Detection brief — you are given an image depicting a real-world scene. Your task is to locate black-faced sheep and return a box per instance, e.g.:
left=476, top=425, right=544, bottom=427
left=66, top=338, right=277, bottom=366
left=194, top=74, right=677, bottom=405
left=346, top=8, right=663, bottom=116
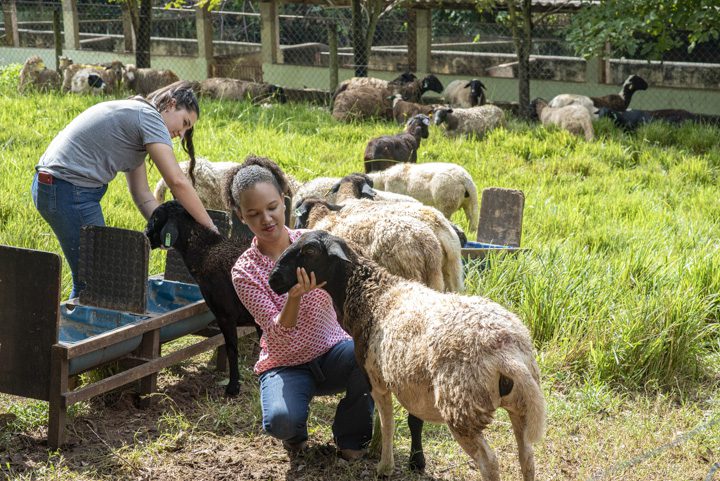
left=269, top=231, right=545, bottom=479
left=144, top=201, right=258, bottom=396
left=433, top=105, right=506, bottom=139
left=442, top=79, right=487, bottom=108
left=368, top=162, right=480, bottom=234
left=123, top=64, right=181, bottom=96
left=364, top=114, right=430, bottom=173
left=548, top=74, right=648, bottom=114
left=199, top=77, right=286, bottom=104
left=598, top=107, right=720, bottom=132
left=328, top=173, right=421, bottom=205
left=530, top=98, right=595, bottom=141
left=18, top=56, right=61, bottom=93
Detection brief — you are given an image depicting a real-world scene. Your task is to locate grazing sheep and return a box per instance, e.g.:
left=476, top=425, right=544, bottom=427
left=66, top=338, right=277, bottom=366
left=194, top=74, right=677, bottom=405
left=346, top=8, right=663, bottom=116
left=368, top=162, right=480, bottom=234
left=364, top=114, right=431, bottom=173
left=18, top=56, right=61, bottom=93
left=269, top=231, right=545, bottom=479
left=199, top=77, right=286, bottom=104
left=548, top=74, right=648, bottom=113
left=442, top=79, right=487, bottom=108
left=328, top=173, right=421, bottom=205
left=145, top=201, right=258, bottom=396
left=530, top=98, right=595, bottom=141
left=433, top=105, right=506, bottom=139
left=123, top=64, right=180, bottom=96
left=598, top=107, right=720, bottom=131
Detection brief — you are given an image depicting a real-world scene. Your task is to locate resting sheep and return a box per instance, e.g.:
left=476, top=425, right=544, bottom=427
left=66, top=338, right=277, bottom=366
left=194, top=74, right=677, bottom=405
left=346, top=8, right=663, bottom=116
left=18, top=56, right=61, bottom=93
left=60, top=58, right=125, bottom=94
left=548, top=74, right=648, bottom=114
left=391, top=94, right=443, bottom=125
left=433, top=105, right=506, bottom=139
left=123, top=64, right=180, bottom=96
left=442, top=79, right=487, bottom=108
left=199, top=77, right=286, bottom=104
left=144, top=201, right=258, bottom=396
left=368, top=162, right=479, bottom=234
left=530, top=98, right=595, bottom=141
left=599, top=107, right=720, bottom=132
left=364, top=114, right=430, bottom=173
left=269, top=231, right=545, bottom=480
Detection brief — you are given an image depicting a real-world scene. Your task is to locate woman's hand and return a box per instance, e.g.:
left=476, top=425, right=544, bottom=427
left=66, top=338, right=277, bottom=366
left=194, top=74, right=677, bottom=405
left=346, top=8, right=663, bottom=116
left=287, top=267, right=326, bottom=299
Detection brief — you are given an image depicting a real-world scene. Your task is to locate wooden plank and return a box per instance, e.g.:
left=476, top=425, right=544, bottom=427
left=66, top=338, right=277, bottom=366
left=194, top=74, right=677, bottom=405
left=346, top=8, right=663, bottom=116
left=137, top=329, right=160, bottom=408
left=0, top=245, right=60, bottom=401
left=48, top=345, right=69, bottom=449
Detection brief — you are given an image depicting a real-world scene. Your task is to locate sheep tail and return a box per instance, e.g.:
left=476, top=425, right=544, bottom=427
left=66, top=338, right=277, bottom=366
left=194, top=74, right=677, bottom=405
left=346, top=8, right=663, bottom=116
left=153, top=177, right=169, bottom=203
left=463, top=177, right=480, bottom=235
left=501, top=359, right=546, bottom=444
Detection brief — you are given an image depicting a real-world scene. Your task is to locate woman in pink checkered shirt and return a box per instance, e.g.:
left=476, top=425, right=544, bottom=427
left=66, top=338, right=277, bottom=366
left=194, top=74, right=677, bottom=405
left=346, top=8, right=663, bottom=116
left=228, top=158, right=373, bottom=461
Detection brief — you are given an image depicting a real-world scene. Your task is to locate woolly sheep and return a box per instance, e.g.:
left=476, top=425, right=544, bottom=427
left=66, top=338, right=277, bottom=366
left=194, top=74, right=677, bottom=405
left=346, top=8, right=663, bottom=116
left=61, top=58, right=125, bottom=94
left=364, top=114, right=431, bottom=173
left=123, top=64, right=180, bottom=96
left=269, top=231, right=546, bottom=479
left=433, top=105, right=505, bottom=139
left=368, top=162, right=479, bottom=234
left=531, top=98, right=595, bottom=141
left=199, top=77, right=286, bottom=104
left=328, top=173, right=421, bottom=205
left=442, top=79, right=487, bottom=108
left=69, top=68, right=107, bottom=95
left=598, top=107, right=720, bottom=132
left=548, top=74, right=648, bottom=113
left=18, top=56, right=61, bottom=93
left=391, top=94, right=443, bottom=125
left=144, top=201, right=258, bottom=396
left=334, top=72, right=444, bottom=104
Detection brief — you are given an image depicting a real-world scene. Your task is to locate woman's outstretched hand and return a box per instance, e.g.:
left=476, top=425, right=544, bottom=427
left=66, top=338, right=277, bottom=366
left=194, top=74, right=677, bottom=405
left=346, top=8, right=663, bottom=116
left=287, top=267, right=326, bottom=298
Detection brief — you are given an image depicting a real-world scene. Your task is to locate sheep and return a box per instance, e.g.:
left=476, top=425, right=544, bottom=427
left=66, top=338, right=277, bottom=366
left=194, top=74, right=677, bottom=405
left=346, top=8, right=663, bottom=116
left=364, top=114, right=430, bottom=173
left=328, top=173, right=421, bottom=205
left=69, top=68, right=107, bottom=95
left=60, top=59, right=125, bottom=94
left=433, top=105, right=506, bottom=139
left=144, top=201, right=258, bottom=396
left=530, top=98, right=595, bottom=141
left=268, top=230, right=546, bottom=479
left=442, top=79, right=487, bottom=108
left=17, top=56, right=61, bottom=93
left=334, top=72, right=444, bottom=104
left=199, top=77, right=287, bottom=104
left=123, top=64, right=180, bottom=96
left=548, top=74, right=648, bottom=114
left=391, top=94, right=443, bottom=125
left=368, top=162, right=480, bottom=234
left=598, top=107, right=720, bottom=132
left=294, top=197, right=464, bottom=294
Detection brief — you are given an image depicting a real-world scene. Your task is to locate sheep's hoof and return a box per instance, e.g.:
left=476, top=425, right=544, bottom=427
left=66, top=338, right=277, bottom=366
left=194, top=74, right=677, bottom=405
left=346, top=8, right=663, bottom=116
left=224, top=384, right=240, bottom=397
left=376, top=461, right=394, bottom=477
left=408, top=451, right=426, bottom=472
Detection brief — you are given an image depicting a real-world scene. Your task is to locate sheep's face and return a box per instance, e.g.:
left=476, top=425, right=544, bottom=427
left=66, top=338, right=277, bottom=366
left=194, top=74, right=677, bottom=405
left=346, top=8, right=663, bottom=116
left=467, top=79, right=487, bottom=106
left=407, top=114, right=431, bottom=138
left=624, top=75, right=648, bottom=92
left=268, top=231, right=350, bottom=296
left=421, top=74, right=444, bottom=94
left=330, top=174, right=376, bottom=201
left=433, top=108, right=451, bottom=126
left=145, top=201, right=188, bottom=250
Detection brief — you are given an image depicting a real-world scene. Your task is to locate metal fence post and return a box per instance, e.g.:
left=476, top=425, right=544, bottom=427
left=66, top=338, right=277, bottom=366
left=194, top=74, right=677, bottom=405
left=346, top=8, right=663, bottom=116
left=328, top=21, right=338, bottom=92
left=196, top=4, right=214, bottom=78
left=53, top=7, right=62, bottom=72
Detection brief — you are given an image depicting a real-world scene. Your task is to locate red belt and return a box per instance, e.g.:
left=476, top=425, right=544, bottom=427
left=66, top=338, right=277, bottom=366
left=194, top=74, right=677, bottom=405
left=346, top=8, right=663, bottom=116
left=38, top=171, right=54, bottom=185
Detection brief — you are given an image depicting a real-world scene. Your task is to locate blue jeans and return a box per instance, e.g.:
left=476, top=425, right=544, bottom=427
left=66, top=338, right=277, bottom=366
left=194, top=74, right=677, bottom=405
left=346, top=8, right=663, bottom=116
left=258, top=339, right=374, bottom=450
left=31, top=172, right=108, bottom=299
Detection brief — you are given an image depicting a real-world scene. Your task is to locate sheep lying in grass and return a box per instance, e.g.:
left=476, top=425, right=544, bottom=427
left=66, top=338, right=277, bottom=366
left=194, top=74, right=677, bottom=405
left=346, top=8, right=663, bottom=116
left=60, top=58, right=125, bottom=94
left=199, top=77, right=286, bottom=104
left=433, top=105, right=505, bottom=139
left=391, top=94, right=443, bottom=125
left=364, top=114, right=431, bottom=173
left=598, top=107, right=720, bottom=132
left=334, top=72, right=444, bottom=103
left=18, top=56, right=61, bottom=93
left=69, top=69, right=107, bottom=95
left=442, top=79, right=487, bottom=108
left=145, top=201, right=258, bottom=396
left=123, top=64, right=180, bottom=96
left=531, top=98, right=595, bottom=141
left=548, top=74, right=648, bottom=115
left=269, top=231, right=545, bottom=479
left=368, top=162, right=480, bottom=234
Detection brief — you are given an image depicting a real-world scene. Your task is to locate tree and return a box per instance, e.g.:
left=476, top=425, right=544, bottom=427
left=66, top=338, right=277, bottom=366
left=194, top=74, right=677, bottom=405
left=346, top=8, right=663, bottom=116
left=565, top=0, right=720, bottom=60
left=111, top=0, right=152, bottom=67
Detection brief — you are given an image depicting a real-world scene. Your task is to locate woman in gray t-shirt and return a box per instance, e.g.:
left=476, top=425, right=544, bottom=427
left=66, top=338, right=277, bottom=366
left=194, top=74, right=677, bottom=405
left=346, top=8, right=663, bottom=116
left=32, top=80, right=217, bottom=299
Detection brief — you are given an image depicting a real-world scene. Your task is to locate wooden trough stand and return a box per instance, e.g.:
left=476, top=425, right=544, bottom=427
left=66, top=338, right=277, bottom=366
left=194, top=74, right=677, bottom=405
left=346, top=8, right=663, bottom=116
left=0, top=212, right=253, bottom=449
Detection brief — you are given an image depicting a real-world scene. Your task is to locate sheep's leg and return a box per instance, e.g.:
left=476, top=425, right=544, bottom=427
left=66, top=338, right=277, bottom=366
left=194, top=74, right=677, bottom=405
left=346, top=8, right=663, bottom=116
left=448, top=428, right=499, bottom=481
left=372, top=390, right=395, bottom=476
left=407, top=414, right=426, bottom=471
left=217, top=319, right=240, bottom=396
left=509, top=411, right=535, bottom=481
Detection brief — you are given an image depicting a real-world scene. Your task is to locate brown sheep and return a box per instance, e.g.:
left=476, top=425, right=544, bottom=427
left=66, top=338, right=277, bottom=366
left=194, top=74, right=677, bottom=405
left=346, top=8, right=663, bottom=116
left=123, top=64, right=180, bottom=96
left=18, top=56, right=61, bottom=93
left=199, top=77, right=286, bottom=103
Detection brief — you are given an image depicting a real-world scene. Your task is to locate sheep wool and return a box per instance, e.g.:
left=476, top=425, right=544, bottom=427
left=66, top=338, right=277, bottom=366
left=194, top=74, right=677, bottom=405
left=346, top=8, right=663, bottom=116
left=433, top=104, right=505, bottom=139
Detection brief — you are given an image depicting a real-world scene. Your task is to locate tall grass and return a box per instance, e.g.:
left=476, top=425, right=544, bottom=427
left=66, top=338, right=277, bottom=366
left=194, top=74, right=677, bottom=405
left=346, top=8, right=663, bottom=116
left=1, top=64, right=718, bottom=391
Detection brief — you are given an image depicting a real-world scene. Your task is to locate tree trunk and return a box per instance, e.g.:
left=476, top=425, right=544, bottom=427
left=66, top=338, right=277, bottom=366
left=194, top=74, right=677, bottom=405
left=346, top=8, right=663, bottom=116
left=508, top=0, right=533, bottom=119
left=136, top=0, right=152, bottom=68
left=351, top=0, right=368, bottom=77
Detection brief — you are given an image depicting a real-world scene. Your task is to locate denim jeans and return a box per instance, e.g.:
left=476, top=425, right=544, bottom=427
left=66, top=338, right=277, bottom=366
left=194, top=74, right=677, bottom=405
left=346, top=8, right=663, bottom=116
left=258, top=339, right=374, bottom=450
left=31, top=172, right=108, bottom=299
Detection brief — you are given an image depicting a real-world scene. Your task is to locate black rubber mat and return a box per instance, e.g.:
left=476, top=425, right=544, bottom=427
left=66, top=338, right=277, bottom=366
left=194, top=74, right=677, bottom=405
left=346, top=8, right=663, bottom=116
left=164, top=209, right=230, bottom=283
left=79, top=225, right=149, bottom=314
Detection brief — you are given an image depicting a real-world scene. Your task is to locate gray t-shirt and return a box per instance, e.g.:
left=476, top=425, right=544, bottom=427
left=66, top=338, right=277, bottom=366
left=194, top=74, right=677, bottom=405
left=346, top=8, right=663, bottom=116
left=37, top=99, right=173, bottom=188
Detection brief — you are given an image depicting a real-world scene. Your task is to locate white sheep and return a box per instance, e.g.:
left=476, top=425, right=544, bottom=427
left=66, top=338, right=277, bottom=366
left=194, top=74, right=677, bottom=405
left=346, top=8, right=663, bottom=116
left=61, top=58, right=124, bottom=94
left=123, top=64, right=180, bottom=96
left=368, top=162, right=480, bottom=234
left=69, top=68, right=107, bottom=95
left=269, top=231, right=546, bottom=480
left=547, top=94, right=597, bottom=118
left=547, top=74, right=648, bottom=113
left=531, top=98, right=595, bottom=141
left=433, top=105, right=506, bottom=139
left=329, top=173, right=421, bottom=205
left=199, top=77, right=286, bottom=103
left=442, top=78, right=487, bottom=108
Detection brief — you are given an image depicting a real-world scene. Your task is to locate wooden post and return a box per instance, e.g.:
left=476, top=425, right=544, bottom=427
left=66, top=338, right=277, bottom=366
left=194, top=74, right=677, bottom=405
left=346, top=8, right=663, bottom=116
left=2, top=0, right=20, bottom=47
left=53, top=8, right=62, bottom=72
left=328, top=21, right=338, bottom=92
left=415, top=8, right=431, bottom=75
left=61, top=0, right=80, bottom=50
left=196, top=3, right=214, bottom=78
left=137, top=330, right=160, bottom=408
left=260, top=0, right=282, bottom=65
left=48, top=345, right=69, bottom=449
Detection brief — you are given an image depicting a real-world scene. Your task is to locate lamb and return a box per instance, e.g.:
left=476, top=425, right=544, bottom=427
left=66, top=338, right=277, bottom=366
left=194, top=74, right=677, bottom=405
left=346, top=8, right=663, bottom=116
left=17, top=56, right=61, bottom=93
left=199, top=77, right=287, bottom=104
left=530, top=98, right=595, bottom=141
left=269, top=231, right=545, bottom=480
left=364, top=114, right=430, bottom=173
left=598, top=107, right=720, bottom=132
left=123, top=64, right=180, bottom=96
left=433, top=104, right=506, bottom=139
left=144, top=201, right=258, bottom=396
left=368, top=162, right=480, bottom=234
left=548, top=74, right=648, bottom=114
left=442, top=79, right=487, bottom=108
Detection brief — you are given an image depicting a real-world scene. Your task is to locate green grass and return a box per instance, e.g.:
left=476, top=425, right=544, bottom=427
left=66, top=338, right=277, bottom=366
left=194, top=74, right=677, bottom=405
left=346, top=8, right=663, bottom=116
left=1, top=63, right=720, bottom=480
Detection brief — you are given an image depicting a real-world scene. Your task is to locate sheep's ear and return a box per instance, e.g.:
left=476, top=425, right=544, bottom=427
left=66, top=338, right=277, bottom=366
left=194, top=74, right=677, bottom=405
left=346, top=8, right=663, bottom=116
left=360, top=183, right=377, bottom=199
left=326, top=240, right=350, bottom=263
left=294, top=204, right=308, bottom=220
left=328, top=182, right=341, bottom=194
left=159, top=219, right=179, bottom=248
left=464, top=82, right=471, bottom=88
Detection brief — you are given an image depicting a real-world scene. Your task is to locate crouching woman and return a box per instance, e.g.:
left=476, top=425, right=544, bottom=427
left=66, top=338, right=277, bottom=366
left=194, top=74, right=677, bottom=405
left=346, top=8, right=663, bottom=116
left=227, top=159, right=373, bottom=460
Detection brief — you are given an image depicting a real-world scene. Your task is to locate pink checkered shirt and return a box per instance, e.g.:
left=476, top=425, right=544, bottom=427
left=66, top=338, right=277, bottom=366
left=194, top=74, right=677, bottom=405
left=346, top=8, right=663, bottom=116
left=231, top=227, right=351, bottom=374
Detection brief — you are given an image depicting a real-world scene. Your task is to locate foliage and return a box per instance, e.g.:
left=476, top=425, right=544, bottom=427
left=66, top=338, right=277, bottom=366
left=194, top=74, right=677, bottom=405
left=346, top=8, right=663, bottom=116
left=565, top=0, right=720, bottom=59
